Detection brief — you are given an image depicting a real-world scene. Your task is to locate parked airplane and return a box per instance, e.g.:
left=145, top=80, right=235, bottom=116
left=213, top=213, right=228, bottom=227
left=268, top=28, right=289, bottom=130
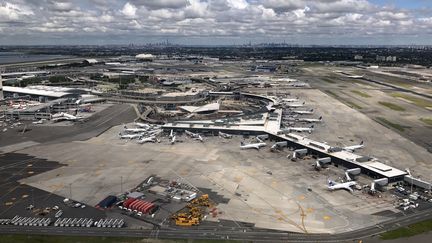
left=240, top=141, right=266, bottom=150
left=256, top=134, right=269, bottom=143
left=138, top=136, right=156, bottom=144
left=281, top=97, right=299, bottom=103
left=218, top=131, right=232, bottom=139
left=290, top=109, right=314, bottom=115
left=284, top=102, right=305, bottom=108
left=297, top=116, right=323, bottom=123
left=119, top=133, right=143, bottom=140
left=327, top=179, right=357, bottom=193
left=280, top=125, right=314, bottom=134
left=134, top=122, right=151, bottom=129
left=123, top=126, right=148, bottom=133
left=185, top=130, right=200, bottom=138
left=343, top=141, right=364, bottom=152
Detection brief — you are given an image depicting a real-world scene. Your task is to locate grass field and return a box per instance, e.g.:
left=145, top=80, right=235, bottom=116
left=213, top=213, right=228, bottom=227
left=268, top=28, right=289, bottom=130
left=378, top=101, right=406, bottom=111
left=391, top=93, right=432, bottom=109
left=380, top=219, right=432, bottom=240
left=420, top=118, right=432, bottom=126
left=325, top=90, right=339, bottom=98
left=0, top=235, right=233, bottom=243
left=325, top=90, right=362, bottom=109
left=375, top=117, right=407, bottom=132
left=351, top=90, right=371, bottom=98
left=346, top=101, right=363, bottom=109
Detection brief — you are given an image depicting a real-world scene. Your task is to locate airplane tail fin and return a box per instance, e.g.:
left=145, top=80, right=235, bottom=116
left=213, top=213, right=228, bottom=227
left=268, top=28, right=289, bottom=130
left=319, top=116, right=322, bottom=120
left=360, top=141, right=364, bottom=145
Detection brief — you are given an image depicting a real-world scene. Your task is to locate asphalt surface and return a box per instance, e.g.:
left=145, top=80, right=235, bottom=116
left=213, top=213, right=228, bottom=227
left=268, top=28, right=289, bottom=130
left=0, top=103, right=136, bottom=147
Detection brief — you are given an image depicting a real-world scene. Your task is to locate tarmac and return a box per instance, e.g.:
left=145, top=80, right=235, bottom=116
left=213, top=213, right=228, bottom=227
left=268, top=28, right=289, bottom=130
left=17, top=125, right=397, bottom=234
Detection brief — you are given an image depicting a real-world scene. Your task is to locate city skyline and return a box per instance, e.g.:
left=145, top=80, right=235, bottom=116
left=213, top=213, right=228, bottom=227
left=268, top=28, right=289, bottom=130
left=1, top=0, right=432, bottom=45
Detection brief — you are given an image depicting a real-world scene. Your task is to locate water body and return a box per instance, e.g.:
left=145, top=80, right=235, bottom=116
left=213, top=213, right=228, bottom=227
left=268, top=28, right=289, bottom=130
left=0, top=51, right=70, bottom=64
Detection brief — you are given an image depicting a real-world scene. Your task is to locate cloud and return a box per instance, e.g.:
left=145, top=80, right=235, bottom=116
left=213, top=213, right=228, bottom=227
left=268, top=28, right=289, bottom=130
left=131, top=0, right=190, bottom=10
left=121, top=2, right=137, bottom=17
left=0, top=0, right=431, bottom=45
left=0, top=2, right=33, bottom=21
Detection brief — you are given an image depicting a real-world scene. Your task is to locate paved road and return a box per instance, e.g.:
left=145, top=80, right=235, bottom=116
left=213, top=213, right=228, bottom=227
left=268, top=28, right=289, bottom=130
left=1, top=208, right=432, bottom=242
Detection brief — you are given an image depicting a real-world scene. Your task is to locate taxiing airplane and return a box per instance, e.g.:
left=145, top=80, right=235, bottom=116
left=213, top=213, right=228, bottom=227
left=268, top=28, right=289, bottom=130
left=52, top=112, right=83, bottom=122
left=290, top=109, right=314, bottom=115
left=327, top=179, right=357, bottom=193
left=343, top=141, right=364, bottom=152
left=240, top=141, right=266, bottom=150
left=297, top=116, right=322, bottom=123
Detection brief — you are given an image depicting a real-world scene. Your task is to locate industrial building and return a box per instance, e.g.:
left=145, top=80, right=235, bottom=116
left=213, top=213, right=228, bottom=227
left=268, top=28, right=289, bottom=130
left=2, top=85, right=90, bottom=101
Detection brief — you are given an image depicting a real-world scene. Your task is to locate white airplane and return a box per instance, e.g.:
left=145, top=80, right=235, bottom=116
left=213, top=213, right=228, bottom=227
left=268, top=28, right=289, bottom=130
left=284, top=102, right=305, bottom=108
left=138, top=136, right=156, bottom=144
left=345, top=74, right=364, bottom=79
left=290, top=83, right=307, bottom=87
left=342, top=141, right=364, bottom=152
left=280, top=125, right=314, bottom=134
left=195, top=134, right=204, bottom=142
left=297, top=116, right=323, bottom=123
left=134, top=122, right=151, bottom=129
left=32, top=119, right=46, bottom=124
left=123, top=126, right=148, bottom=133
left=185, top=130, right=200, bottom=138
left=218, top=131, right=232, bottom=139
left=290, top=109, right=314, bottom=115
left=327, top=179, right=357, bottom=193
left=281, top=97, right=299, bottom=103
left=52, top=112, right=83, bottom=122
left=119, top=133, right=143, bottom=140
left=240, top=141, right=266, bottom=150
left=148, top=129, right=163, bottom=136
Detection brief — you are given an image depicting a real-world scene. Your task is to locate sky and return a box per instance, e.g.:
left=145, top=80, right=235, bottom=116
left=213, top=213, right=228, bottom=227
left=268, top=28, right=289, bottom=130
left=0, top=0, right=432, bottom=45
